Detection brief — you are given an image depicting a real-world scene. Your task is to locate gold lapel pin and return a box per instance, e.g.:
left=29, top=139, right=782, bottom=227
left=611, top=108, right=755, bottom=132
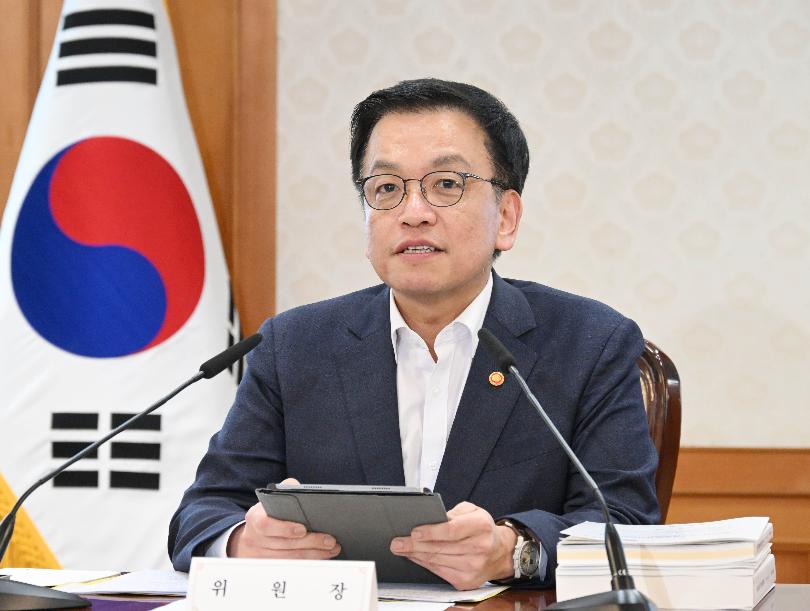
left=488, top=371, right=505, bottom=387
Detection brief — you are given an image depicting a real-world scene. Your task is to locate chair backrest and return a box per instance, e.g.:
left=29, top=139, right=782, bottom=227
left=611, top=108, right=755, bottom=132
left=637, top=339, right=681, bottom=522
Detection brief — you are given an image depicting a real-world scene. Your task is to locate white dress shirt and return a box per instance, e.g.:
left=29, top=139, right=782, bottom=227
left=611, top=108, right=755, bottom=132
left=390, top=274, right=493, bottom=491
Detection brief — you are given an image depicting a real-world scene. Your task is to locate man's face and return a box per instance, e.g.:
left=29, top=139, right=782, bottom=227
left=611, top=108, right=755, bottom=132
left=362, top=109, right=521, bottom=311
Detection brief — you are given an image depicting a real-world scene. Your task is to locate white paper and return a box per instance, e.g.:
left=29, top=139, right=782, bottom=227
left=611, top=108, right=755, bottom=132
left=160, top=599, right=451, bottom=611
left=379, top=602, right=452, bottom=611
left=558, top=542, right=772, bottom=571
left=378, top=582, right=508, bottom=603
left=0, top=568, right=121, bottom=587
left=556, top=554, right=776, bottom=610
left=557, top=547, right=772, bottom=576
left=559, top=517, right=771, bottom=545
left=57, top=569, right=188, bottom=595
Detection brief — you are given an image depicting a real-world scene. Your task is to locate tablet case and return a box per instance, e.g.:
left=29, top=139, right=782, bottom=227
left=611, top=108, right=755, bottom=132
left=255, top=486, right=448, bottom=583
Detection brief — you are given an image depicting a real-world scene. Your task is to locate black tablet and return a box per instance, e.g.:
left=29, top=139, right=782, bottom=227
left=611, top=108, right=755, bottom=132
left=255, top=483, right=448, bottom=583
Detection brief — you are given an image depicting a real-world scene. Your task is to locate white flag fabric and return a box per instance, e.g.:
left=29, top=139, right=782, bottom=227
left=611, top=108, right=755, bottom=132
left=0, top=0, right=238, bottom=569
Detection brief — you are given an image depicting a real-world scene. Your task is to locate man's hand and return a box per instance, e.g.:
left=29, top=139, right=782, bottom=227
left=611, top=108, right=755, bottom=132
left=389, top=501, right=518, bottom=590
left=227, top=478, right=341, bottom=560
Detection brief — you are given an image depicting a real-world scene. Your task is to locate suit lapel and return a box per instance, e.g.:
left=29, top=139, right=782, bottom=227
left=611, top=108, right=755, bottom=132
left=434, top=274, right=538, bottom=508
left=335, top=286, right=406, bottom=485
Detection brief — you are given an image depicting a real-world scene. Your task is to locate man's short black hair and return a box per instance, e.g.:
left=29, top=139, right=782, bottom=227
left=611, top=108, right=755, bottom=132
left=350, top=78, right=530, bottom=195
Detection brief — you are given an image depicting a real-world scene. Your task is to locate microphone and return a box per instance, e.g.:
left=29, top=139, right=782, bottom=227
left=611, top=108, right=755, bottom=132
left=0, top=333, right=263, bottom=610
left=477, top=328, right=656, bottom=611
left=199, top=332, right=262, bottom=379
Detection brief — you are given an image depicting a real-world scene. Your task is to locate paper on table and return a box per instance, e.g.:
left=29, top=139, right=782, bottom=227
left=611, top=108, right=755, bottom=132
left=558, top=548, right=772, bottom=576
left=0, top=568, right=121, bottom=587
left=378, top=582, right=508, bottom=603
left=57, top=569, right=188, bottom=595
left=558, top=543, right=772, bottom=572
left=379, top=602, right=451, bottom=610
left=559, top=517, right=771, bottom=545
left=160, top=599, right=451, bottom=611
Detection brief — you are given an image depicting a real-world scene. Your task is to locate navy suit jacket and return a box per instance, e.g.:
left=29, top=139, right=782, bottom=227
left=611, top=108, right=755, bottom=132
left=168, top=273, right=660, bottom=585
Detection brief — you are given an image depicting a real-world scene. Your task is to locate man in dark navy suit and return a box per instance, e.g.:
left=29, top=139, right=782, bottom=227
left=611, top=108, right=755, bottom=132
left=169, top=79, right=659, bottom=589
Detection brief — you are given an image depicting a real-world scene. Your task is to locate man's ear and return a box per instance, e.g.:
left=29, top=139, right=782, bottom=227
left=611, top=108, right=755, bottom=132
left=495, top=190, right=523, bottom=253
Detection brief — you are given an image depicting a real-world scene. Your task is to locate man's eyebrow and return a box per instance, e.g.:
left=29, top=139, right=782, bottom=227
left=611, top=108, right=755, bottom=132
left=368, top=160, right=400, bottom=174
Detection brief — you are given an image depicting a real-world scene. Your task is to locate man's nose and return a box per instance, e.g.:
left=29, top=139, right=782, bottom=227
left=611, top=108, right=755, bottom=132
left=399, top=180, right=436, bottom=224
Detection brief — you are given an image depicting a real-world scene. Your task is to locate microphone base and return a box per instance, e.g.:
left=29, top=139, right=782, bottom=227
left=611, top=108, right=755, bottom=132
left=548, top=588, right=657, bottom=611
left=0, top=578, right=90, bottom=610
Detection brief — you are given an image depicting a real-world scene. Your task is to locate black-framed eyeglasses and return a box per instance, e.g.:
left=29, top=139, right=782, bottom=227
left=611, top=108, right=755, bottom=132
left=355, top=171, right=509, bottom=210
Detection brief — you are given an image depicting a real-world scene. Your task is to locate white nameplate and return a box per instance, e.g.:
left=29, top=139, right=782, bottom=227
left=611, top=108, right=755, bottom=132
left=188, top=557, right=377, bottom=610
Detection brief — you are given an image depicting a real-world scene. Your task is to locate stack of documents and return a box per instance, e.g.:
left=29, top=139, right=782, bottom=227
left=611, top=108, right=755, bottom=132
left=555, top=517, right=775, bottom=610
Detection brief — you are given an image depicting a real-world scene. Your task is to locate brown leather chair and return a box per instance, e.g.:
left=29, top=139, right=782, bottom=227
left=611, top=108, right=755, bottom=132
left=638, top=340, right=681, bottom=522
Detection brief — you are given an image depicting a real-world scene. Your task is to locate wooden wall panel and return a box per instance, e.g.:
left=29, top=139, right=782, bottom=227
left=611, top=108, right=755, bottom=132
left=37, top=1, right=62, bottom=70
left=232, top=0, right=277, bottom=333
left=774, top=544, right=810, bottom=584
left=167, top=0, right=236, bottom=273
left=0, top=0, right=276, bottom=333
left=0, top=2, right=37, bottom=217
left=167, top=0, right=276, bottom=331
left=669, top=448, right=810, bottom=583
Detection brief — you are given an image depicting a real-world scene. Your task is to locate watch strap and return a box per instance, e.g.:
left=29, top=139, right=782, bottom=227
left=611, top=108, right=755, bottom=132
left=493, top=519, right=537, bottom=583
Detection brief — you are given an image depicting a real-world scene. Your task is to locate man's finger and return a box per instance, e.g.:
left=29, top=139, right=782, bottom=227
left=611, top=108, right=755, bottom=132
left=254, top=532, right=338, bottom=552
left=248, top=514, right=307, bottom=539
left=245, top=502, right=308, bottom=538
left=412, top=511, right=479, bottom=542
left=241, top=544, right=341, bottom=561
left=401, top=551, right=463, bottom=571
left=446, top=501, right=477, bottom=519
left=392, top=538, right=474, bottom=556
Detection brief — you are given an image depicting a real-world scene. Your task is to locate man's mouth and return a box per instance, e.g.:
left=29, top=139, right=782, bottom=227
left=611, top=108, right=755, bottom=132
left=401, top=245, right=437, bottom=254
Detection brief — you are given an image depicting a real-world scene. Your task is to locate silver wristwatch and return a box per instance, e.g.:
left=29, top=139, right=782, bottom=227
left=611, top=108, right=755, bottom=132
left=498, top=519, right=540, bottom=581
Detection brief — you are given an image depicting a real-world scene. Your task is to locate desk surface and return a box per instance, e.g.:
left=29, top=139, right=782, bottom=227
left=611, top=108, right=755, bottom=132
left=448, top=585, right=807, bottom=610
left=87, top=584, right=807, bottom=610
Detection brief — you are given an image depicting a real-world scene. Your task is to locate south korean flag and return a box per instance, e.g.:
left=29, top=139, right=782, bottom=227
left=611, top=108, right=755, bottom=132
left=0, top=0, right=239, bottom=569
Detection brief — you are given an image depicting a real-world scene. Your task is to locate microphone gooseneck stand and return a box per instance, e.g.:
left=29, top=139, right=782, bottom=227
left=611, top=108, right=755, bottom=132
left=0, top=333, right=263, bottom=611
left=477, top=328, right=656, bottom=611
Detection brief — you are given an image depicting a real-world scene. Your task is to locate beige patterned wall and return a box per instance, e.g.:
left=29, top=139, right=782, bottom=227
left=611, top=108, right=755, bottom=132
left=276, top=0, right=810, bottom=447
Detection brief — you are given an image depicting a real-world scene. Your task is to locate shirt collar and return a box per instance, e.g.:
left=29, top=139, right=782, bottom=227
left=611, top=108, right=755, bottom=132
left=389, top=272, right=494, bottom=362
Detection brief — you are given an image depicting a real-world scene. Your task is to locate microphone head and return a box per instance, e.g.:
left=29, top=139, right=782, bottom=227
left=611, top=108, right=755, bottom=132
left=199, top=333, right=263, bottom=379
left=477, top=328, right=517, bottom=373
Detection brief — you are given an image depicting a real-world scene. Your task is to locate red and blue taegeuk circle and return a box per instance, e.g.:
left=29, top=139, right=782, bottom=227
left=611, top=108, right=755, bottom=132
left=11, top=136, right=205, bottom=357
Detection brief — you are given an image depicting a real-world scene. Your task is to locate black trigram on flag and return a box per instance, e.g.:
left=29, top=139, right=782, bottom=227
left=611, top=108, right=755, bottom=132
left=57, top=8, right=158, bottom=86
left=51, top=411, right=161, bottom=490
